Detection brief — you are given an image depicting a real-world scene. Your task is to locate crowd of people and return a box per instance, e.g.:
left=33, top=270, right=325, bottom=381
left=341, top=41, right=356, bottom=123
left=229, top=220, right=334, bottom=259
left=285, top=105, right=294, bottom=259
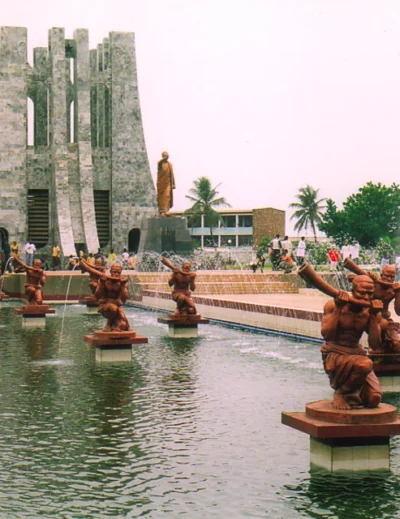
left=250, top=235, right=400, bottom=280
left=250, top=234, right=305, bottom=274
left=1, top=240, right=137, bottom=273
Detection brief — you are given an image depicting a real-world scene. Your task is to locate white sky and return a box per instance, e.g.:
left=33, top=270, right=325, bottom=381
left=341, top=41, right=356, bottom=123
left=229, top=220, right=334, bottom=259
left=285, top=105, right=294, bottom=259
left=3, top=0, right=400, bottom=235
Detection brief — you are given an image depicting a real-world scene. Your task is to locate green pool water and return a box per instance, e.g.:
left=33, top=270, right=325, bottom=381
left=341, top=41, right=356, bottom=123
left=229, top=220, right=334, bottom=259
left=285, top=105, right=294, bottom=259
left=0, top=302, right=400, bottom=518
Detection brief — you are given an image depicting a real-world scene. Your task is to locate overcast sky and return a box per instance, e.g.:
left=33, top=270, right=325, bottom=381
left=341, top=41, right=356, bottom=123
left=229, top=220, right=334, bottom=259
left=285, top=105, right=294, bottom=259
left=3, top=0, right=400, bottom=235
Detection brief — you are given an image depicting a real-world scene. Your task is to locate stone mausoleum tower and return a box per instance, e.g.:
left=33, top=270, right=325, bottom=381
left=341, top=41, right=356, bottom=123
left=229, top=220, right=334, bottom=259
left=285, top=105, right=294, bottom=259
left=0, top=26, right=156, bottom=258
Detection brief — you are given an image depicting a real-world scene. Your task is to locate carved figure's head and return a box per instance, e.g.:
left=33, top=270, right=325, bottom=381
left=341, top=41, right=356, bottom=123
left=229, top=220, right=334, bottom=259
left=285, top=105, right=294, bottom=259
left=352, top=275, right=374, bottom=302
left=161, top=151, right=169, bottom=160
left=381, top=265, right=396, bottom=283
left=33, top=259, right=42, bottom=268
left=182, top=261, right=192, bottom=273
left=110, top=264, right=122, bottom=277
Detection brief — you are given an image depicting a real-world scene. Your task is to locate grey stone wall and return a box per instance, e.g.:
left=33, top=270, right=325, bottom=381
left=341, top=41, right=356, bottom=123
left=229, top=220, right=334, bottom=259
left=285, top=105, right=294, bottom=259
left=0, top=26, right=156, bottom=257
left=0, top=27, right=28, bottom=250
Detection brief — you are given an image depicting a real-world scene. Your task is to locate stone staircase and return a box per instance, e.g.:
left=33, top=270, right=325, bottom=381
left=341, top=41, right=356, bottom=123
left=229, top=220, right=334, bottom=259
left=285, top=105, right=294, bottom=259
left=128, top=271, right=299, bottom=296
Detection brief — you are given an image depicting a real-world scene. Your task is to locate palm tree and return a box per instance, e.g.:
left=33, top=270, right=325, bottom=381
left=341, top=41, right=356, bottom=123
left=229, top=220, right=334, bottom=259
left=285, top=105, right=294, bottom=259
left=289, top=185, right=326, bottom=242
left=185, top=177, right=230, bottom=247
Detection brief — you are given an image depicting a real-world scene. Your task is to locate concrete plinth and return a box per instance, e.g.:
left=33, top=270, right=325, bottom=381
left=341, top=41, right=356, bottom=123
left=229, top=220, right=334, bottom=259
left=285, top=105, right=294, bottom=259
left=157, top=315, right=209, bottom=338
left=138, top=216, right=193, bottom=255
left=310, top=437, right=389, bottom=471
left=22, top=315, right=47, bottom=328
left=370, top=353, right=400, bottom=393
left=85, top=330, right=148, bottom=363
left=282, top=400, right=400, bottom=472
left=95, top=345, right=133, bottom=363
left=15, top=304, right=55, bottom=327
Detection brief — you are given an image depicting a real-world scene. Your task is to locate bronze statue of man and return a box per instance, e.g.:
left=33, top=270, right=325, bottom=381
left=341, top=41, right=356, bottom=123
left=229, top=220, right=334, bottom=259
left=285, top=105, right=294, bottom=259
left=13, top=255, right=46, bottom=305
left=369, top=265, right=400, bottom=353
left=345, top=259, right=400, bottom=353
left=161, top=257, right=197, bottom=315
left=321, top=275, right=383, bottom=410
left=80, top=259, right=131, bottom=332
left=157, top=151, right=175, bottom=217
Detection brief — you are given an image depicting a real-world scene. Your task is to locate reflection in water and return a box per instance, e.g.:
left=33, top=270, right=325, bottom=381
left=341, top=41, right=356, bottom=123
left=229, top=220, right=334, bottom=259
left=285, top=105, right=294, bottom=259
left=2, top=304, right=400, bottom=517
left=284, top=470, right=400, bottom=519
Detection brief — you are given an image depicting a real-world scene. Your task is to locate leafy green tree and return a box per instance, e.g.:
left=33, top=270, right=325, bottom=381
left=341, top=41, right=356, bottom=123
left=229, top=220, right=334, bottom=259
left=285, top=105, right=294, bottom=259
left=320, top=182, right=400, bottom=247
left=289, top=185, right=326, bottom=242
left=185, top=177, right=230, bottom=246
left=318, top=199, right=350, bottom=244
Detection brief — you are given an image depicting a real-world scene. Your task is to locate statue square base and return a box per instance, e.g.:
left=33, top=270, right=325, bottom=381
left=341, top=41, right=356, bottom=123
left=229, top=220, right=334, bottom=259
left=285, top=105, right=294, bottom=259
left=0, top=292, right=9, bottom=301
left=79, top=297, right=99, bottom=315
left=370, top=353, right=400, bottom=393
left=95, top=346, right=133, bottom=363
left=157, top=315, right=209, bottom=338
left=15, top=305, right=55, bottom=328
left=84, top=331, right=148, bottom=363
left=282, top=400, right=400, bottom=472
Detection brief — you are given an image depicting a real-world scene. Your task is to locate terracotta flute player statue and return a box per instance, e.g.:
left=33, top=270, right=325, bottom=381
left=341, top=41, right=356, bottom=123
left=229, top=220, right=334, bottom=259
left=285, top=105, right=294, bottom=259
left=299, top=263, right=384, bottom=410
left=80, top=259, right=131, bottom=332
left=161, top=257, right=197, bottom=316
left=345, top=258, right=400, bottom=353
left=13, top=254, right=46, bottom=305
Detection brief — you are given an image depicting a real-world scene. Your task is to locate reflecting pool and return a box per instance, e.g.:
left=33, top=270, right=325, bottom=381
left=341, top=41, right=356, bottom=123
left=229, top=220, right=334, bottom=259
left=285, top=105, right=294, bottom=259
left=1, top=303, right=400, bottom=518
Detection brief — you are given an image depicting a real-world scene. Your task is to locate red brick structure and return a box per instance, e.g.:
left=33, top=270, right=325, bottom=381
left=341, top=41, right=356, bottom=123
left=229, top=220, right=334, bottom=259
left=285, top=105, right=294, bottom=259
left=253, top=207, right=285, bottom=245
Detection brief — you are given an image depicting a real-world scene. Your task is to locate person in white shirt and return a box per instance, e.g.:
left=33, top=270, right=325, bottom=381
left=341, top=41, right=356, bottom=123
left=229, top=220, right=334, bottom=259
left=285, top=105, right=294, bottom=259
left=295, top=237, right=306, bottom=266
left=121, top=248, right=129, bottom=269
left=24, top=240, right=36, bottom=267
left=269, top=234, right=282, bottom=270
left=341, top=240, right=351, bottom=261
left=281, top=236, right=293, bottom=255
left=350, top=241, right=360, bottom=264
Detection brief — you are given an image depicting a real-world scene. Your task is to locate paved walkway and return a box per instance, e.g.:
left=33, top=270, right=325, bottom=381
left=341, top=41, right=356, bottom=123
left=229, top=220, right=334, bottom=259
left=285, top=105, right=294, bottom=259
left=204, top=292, right=400, bottom=322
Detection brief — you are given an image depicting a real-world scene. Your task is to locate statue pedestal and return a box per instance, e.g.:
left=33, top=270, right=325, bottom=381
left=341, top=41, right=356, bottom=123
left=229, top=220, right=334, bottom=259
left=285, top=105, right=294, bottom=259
left=282, top=400, right=400, bottom=471
left=15, top=304, right=55, bottom=328
left=138, top=216, right=193, bottom=255
left=79, top=296, right=99, bottom=315
left=370, top=353, right=400, bottom=393
left=84, top=330, right=148, bottom=363
left=157, top=314, right=209, bottom=338
left=0, top=292, right=9, bottom=301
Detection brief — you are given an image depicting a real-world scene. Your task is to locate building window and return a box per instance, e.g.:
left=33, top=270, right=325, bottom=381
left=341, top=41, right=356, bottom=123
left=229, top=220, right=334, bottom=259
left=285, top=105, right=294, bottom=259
left=221, top=215, right=236, bottom=227
left=187, top=215, right=202, bottom=228
left=191, top=236, right=201, bottom=248
left=203, top=235, right=218, bottom=247
left=221, top=235, right=236, bottom=247
left=94, top=190, right=110, bottom=247
left=238, top=215, right=252, bottom=227
left=27, top=190, right=49, bottom=248
left=239, top=235, right=253, bottom=247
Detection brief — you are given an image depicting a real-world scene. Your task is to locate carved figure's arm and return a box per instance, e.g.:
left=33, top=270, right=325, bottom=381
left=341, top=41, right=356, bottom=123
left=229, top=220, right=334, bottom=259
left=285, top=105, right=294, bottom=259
left=367, top=300, right=383, bottom=351
left=80, top=259, right=102, bottom=279
left=168, top=273, right=176, bottom=287
left=12, top=254, right=29, bottom=271
left=189, top=274, right=196, bottom=291
left=321, top=293, right=349, bottom=340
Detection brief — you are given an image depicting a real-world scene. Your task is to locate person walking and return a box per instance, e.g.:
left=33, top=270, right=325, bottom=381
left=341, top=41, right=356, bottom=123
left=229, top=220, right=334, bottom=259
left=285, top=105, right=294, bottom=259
left=350, top=241, right=360, bottom=264
left=327, top=245, right=340, bottom=271
left=51, top=242, right=61, bottom=271
left=295, top=237, right=306, bottom=266
left=24, top=240, right=36, bottom=267
left=281, top=236, right=293, bottom=255
left=269, top=234, right=282, bottom=271
left=340, top=239, right=351, bottom=262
